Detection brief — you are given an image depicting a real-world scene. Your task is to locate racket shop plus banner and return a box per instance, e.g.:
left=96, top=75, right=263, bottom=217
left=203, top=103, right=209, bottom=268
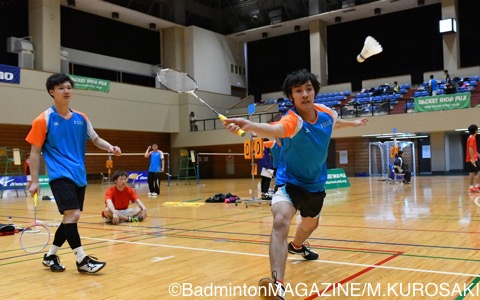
left=325, top=168, right=351, bottom=189
left=0, top=64, right=20, bottom=84
left=69, top=74, right=110, bottom=92
left=414, top=93, right=470, bottom=112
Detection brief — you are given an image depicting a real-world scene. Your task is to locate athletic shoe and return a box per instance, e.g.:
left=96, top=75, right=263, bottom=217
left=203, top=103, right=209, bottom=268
left=288, top=241, right=318, bottom=260
left=76, top=255, right=106, bottom=273
left=148, top=192, right=153, bottom=197
left=258, top=271, right=286, bottom=300
left=468, top=187, right=480, bottom=193
left=42, top=254, right=66, bottom=272
left=151, top=192, right=158, bottom=197
left=129, top=215, right=144, bottom=222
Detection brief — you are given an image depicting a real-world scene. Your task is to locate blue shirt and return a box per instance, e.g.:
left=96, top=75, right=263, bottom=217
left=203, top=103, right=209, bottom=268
left=148, top=151, right=163, bottom=172
left=276, top=104, right=336, bottom=192
left=26, top=106, right=98, bottom=187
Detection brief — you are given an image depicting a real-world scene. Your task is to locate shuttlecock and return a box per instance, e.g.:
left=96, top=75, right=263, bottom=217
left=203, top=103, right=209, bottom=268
left=357, top=36, right=383, bottom=63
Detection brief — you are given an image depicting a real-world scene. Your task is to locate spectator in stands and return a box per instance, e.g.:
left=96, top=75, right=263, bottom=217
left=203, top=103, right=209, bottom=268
left=392, top=81, right=400, bottom=94
left=444, top=70, right=451, bottom=85
left=428, top=75, right=439, bottom=96
left=189, top=111, right=198, bottom=131
left=380, top=83, right=393, bottom=94
left=445, top=83, right=457, bottom=94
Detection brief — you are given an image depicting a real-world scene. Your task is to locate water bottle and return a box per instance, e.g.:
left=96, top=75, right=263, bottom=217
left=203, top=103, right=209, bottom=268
left=257, top=182, right=262, bottom=199
left=8, top=216, right=13, bottom=225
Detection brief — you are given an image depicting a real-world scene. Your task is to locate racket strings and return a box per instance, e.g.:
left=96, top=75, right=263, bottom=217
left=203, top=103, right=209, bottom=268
left=20, top=224, right=50, bottom=253
left=158, top=70, right=197, bottom=93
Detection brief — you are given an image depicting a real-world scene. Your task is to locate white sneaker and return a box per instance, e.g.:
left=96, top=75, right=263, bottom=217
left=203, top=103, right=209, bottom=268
left=148, top=192, right=153, bottom=197
left=151, top=193, right=158, bottom=197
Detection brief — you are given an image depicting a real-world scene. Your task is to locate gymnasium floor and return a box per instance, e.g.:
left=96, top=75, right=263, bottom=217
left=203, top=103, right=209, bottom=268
left=1, top=176, right=480, bottom=299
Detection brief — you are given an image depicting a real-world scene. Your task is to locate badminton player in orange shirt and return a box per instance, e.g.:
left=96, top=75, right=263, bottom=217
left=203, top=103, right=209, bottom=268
left=102, top=170, right=147, bottom=224
left=466, top=124, right=480, bottom=193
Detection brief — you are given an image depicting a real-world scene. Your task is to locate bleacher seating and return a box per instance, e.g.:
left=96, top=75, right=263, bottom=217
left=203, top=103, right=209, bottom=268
left=260, top=75, right=479, bottom=116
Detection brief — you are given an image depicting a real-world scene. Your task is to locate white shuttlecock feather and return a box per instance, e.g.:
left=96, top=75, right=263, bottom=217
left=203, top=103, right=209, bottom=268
left=357, top=36, right=383, bottom=63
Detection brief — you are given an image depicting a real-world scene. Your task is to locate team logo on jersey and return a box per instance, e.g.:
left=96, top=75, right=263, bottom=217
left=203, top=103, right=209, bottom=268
left=320, top=120, right=333, bottom=128
left=53, top=122, right=60, bottom=126
left=74, top=120, right=84, bottom=125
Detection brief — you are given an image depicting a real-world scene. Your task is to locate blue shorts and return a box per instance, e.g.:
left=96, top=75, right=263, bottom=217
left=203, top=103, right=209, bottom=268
left=272, top=183, right=325, bottom=218
left=50, top=178, right=86, bottom=214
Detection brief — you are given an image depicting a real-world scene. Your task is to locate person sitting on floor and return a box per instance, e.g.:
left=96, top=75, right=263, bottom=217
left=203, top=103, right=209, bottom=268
left=102, top=170, right=147, bottom=224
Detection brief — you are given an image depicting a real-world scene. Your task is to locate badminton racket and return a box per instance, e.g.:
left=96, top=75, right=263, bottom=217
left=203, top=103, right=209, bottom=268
left=165, top=173, right=172, bottom=177
left=157, top=68, right=245, bottom=137
left=20, top=193, right=50, bottom=253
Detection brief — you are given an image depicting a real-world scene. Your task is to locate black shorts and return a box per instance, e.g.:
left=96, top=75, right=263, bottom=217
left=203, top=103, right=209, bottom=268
left=281, top=183, right=326, bottom=218
left=50, top=178, right=86, bottom=214
left=467, top=161, right=479, bottom=173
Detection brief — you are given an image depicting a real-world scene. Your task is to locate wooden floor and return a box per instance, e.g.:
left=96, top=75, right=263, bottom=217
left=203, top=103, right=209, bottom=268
left=2, top=176, right=480, bottom=299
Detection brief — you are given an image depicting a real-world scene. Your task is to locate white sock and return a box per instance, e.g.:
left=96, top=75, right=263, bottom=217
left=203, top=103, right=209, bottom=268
left=73, top=246, right=86, bottom=263
left=47, top=245, right=60, bottom=257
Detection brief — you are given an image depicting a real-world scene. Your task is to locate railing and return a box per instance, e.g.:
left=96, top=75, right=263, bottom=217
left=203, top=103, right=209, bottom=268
left=190, top=94, right=478, bottom=132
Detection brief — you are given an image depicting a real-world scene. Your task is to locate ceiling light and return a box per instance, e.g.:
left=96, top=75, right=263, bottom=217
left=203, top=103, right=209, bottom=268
left=294, top=25, right=300, bottom=32
left=262, top=32, right=268, bottom=39
left=149, top=23, right=156, bottom=30
left=335, top=16, right=342, bottom=23
left=112, top=12, right=119, bottom=20
left=374, top=8, right=381, bottom=15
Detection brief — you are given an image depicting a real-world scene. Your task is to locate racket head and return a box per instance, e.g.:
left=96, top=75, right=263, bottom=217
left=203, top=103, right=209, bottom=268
left=20, top=224, right=50, bottom=253
left=157, top=68, right=198, bottom=93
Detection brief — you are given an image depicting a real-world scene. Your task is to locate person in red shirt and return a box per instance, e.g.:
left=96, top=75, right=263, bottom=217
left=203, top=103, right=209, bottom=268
left=102, top=170, right=147, bottom=224
left=466, top=124, right=480, bottom=193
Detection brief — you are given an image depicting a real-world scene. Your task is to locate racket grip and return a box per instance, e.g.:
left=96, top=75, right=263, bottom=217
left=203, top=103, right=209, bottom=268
left=218, top=114, right=246, bottom=137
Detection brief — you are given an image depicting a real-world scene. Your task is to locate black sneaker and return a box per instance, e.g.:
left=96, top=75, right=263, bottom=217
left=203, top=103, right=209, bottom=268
left=76, top=255, right=106, bottom=273
left=288, top=242, right=318, bottom=260
left=42, top=254, right=66, bottom=272
left=258, top=271, right=286, bottom=300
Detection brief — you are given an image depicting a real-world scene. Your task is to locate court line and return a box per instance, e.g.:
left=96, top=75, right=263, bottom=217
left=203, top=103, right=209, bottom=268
left=305, top=253, right=403, bottom=300
left=81, top=235, right=480, bottom=278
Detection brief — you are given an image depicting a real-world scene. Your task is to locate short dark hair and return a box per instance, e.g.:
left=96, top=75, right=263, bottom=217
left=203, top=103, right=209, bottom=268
left=112, top=170, right=128, bottom=181
left=46, top=73, right=74, bottom=96
left=468, top=124, right=478, bottom=135
left=282, top=69, right=321, bottom=99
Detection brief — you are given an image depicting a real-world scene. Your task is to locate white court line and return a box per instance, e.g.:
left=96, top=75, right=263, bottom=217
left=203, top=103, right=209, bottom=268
left=83, top=236, right=480, bottom=278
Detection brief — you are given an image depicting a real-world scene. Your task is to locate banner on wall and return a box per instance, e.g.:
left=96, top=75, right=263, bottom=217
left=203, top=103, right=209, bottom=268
left=0, top=64, right=20, bottom=84
left=127, top=171, right=148, bottom=182
left=414, top=93, right=470, bottom=112
left=69, top=74, right=110, bottom=92
left=0, top=175, right=49, bottom=190
left=325, top=168, right=350, bottom=189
